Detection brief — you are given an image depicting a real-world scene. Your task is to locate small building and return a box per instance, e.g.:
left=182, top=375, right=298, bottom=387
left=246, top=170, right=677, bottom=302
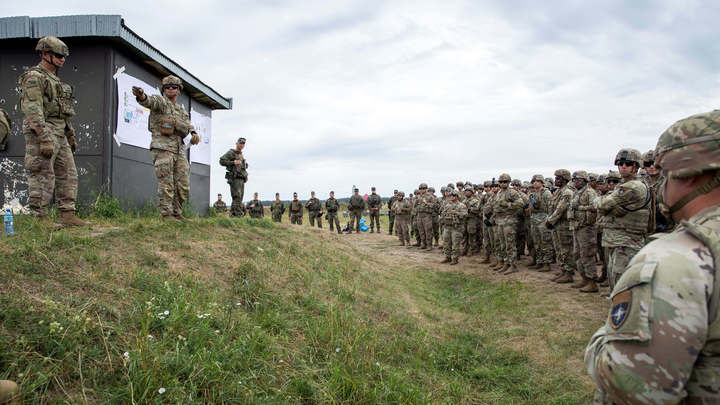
left=0, top=15, right=232, bottom=214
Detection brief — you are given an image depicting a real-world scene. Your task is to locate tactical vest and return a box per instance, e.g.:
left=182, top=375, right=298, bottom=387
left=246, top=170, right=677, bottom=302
left=290, top=201, right=302, bottom=213
left=326, top=198, right=339, bottom=212
left=18, top=65, right=75, bottom=122
left=394, top=200, right=411, bottom=216
left=603, top=180, right=650, bottom=234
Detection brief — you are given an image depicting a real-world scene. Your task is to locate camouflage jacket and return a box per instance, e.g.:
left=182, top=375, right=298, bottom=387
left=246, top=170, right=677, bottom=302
left=393, top=199, right=412, bottom=216
left=325, top=197, right=340, bottom=213
left=431, top=195, right=441, bottom=216
left=219, top=149, right=248, bottom=181
left=348, top=195, right=365, bottom=210
left=0, top=108, right=10, bottom=150
left=17, top=64, right=75, bottom=139
left=483, top=193, right=497, bottom=222
left=417, top=193, right=435, bottom=214
left=528, top=188, right=552, bottom=219
left=439, top=200, right=468, bottom=227
left=289, top=200, right=303, bottom=215
left=464, top=195, right=482, bottom=218
left=585, top=205, right=720, bottom=404
left=213, top=200, right=227, bottom=212
left=547, top=184, right=573, bottom=226
left=270, top=201, right=285, bottom=215
left=387, top=195, right=398, bottom=212
left=246, top=199, right=264, bottom=218
left=594, top=175, right=650, bottom=248
left=367, top=193, right=382, bottom=211
left=138, top=93, right=194, bottom=153
left=493, top=188, right=525, bottom=219
left=568, top=185, right=598, bottom=230
left=305, top=197, right=321, bottom=212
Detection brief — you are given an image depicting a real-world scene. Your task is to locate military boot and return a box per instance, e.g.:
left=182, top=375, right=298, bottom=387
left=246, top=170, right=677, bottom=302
left=479, top=253, right=490, bottom=264
left=450, top=257, right=459, bottom=265
left=489, top=260, right=502, bottom=270
left=413, top=241, right=421, bottom=247
left=555, top=273, right=573, bottom=284
left=440, top=256, right=452, bottom=264
left=551, top=272, right=564, bottom=282
left=370, top=229, right=374, bottom=233
left=527, top=257, right=537, bottom=267
left=58, top=211, right=90, bottom=227
left=400, top=241, right=405, bottom=246
left=0, top=379, right=19, bottom=405
left=580, top=280, right=599, bottom=293
left=163, top=215, right=180, bottom=222
left=571, top=276, right=588, bottom=289
left=36, top=215, right=52, bottom=225
left=503, top=264, right=519, bottom=275
left=499, top=263, right=510, bottom=273
left=537, top=264, right=552, bottom=272
left=174, top=214, right=192, bottom=223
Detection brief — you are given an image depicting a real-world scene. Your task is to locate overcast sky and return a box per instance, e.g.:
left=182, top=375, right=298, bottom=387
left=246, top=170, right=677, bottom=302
left=8, top=0, right=720, bottom=200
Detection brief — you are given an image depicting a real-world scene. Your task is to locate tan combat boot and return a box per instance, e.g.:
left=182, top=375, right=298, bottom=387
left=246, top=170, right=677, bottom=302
left=174, top=214, right=192, bottom=223
left=58, top=211, right=90, bottom=227
left=537, top=264, right=552, bottom=272
left=571, top=276, right=588, bottom=289
left=35, top=215, right=52, bottom=225
left=555, top=273, right=573, bottom=284
left=580, top=280, right=599, bottom=293
left=0, top=380, right=19, bottom=405
left=440, top=256, right=452, bottom=264
left=479, top=253, right=490, bottom=264
left=163, top=215, right=180, bottom=222
left=450, top=257, right=459, bottom=265
left=551, top=272, right=564, bottom=282
left=499, top=263, right=510, bottom=273
left=527, top=257, right=537, bottom=267
left=503, top=264, right=519, bottom=275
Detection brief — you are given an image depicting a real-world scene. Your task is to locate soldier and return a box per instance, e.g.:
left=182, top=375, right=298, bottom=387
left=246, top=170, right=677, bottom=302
left=393, top=191, right=412, bottom=245
left=213, top=193, right=227, bottom=214
left=594, top=149, right=650, bottom=289
left=440, top=189, right=468, bottom=264
left=347, top=188, right=365, bottom=233
left=455, top=181, right=466, bottom=202
left=133, top=75, right=199, bottom=222
left=325, top=191, right=342, bottom=234
left=596, top=171, right=620, bottom=286
left=0, top=379, right=19, bottom=405
left=415, top=183, right=436, bottom=249
left=512, top=179, right=530, bottom=260
left=643, top=149, right=674, bottom=233
left=493, top=174, right=526, bottom=274
left=387, top=189, right=398, bottom=235
left=546, top=169, right=576, bottom=283
left=568, top=171, right=599, bottom=292
left=411, top=189, right=422, bottom=246
left=464, top=186, right=482, bottom=255
left=305, top=191, right=323, bottom=228
left=585, top=109, right=720, bottom=404
left=366, top=187, right=382, bottom=233
left=528, top=174, right=554, bottom=272
left=18, top=36, right=89, bottom=226
left=270, top=193, right=285, bottom=222
left=0, top=108, right=10, bottom=151
left=429, top=187, right=441, bottom=247
left=288, top=192, right=303, bottom=224
left=246, top=192, right=264, bottom=219
left=479, top=180, right=495, bottom=263
left=219, top=138, right=248, bottom=217
left=486, top=180, right=504, bottom=268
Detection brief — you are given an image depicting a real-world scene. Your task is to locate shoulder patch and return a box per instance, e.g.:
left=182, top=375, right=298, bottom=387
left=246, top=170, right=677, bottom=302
left=610, top=290, right=632, bottom=329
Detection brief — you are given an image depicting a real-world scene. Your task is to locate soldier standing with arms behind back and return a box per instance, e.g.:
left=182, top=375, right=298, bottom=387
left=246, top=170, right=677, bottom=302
left=219, top=137, right=248, bottom=217
left=325, top=191, right=341, bottom=234
left=366, top=187, right=382, bottom=233
left=305, top=191, right=323, bottom=228
left=18, top=36, right=88, bottom=226
left=347, top=188, right=365, bottom=233
left=568, top=171, right=599, bottom=292
left=393, top=191, right=412, bottom=246
left=288, top=192, right=303, bottom=224
left=586, top=109, right=720, bottom=405
left=270, top=193, right=284, bottom=222
left=528, top=175, right=554, bottom=272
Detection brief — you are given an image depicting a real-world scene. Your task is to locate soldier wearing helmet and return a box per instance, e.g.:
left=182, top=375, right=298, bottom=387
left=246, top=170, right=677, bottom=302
left=427, top=186, right=441, bottom=247
left=387, top=190, right=399, bottom=236
left=642, top=149, right=674, bottom=233
left=462, top=185, right=481, bottom=256
left=366, top=187, right=382, bottom=233
left=17, top=36, right=89, bottom=226
left=510, top=178, right=531, bottom=263
left=132, top=75, right=199, bottom=222
left=593, top=148, right=651, bottom=289
left=490, top=174, right=525, bottom=274
left=528, top=174, right=554, bottom=272
left=414, top=183, right=434, bottom=249
left=546, top=169, right=576, bottom=283
left=568, top=171, right=599, bottom=292
left=392, top=191, right=412, bottom=245
left=586, top=110, right=720, bottom=405
left=439, top=188, right=468, bottom=265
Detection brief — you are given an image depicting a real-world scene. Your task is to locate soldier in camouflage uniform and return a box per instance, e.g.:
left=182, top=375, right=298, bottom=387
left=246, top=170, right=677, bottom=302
left=0, top=379, right=18, bottom=405
left=270, top=193, right=285, bottom=222
left=0, top=108, right=10, bottom=152
left=213, top=194, right=227, bottom=214
left=305, top=191, right=323, bottom=228
left=411, top=190, right=421, bottom=246
left=528, top=175, right=554, bottom=272
left=387, top=189, right=398, bottom=235
left=325, top=191, right=341, bottom=234
left=493, top=174, right=526, bottom=274
left=464, top=186, right=482, bottom=255
left=546, top=169, right=576, bottom=283
left=18, top=37, right=89, bottom=226
left=245, top=192, right=264, bottom=219
left=366, top=187, right=382, bottom=233
left=593, top=149, right=650, bottom=289
left=288, top=192, right=303, bottom=225
left=511, top=179, right=530, bottom=259
left=429, top=187, right=441, bottom=247
left=347, top=188, right=365, bottom=233
left=586, top=109, right=720, bottom=405
left=486, top=180, right=503, bottom=267
left=219, top=138, right=248, bottom=217
left=643, top=149, right=674, bottom=234
left=479, top=181, right=493, bottom=263
left=568, top=171, right=599, bottom=292
left=596, top=172, right=620, bottom=287
left=393, top=191, right=412, bottom=245
left=440, top=189, right=468, bottom=265
left=415, top=184, right=435, bottom=249
left=133, top=75, right=199, bottom=222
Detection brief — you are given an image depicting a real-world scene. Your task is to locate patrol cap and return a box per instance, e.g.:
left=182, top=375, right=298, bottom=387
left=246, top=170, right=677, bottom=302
left=330, top=190, right=334, bottom=194
left=394, top=189, right=398, bottom=193
left=371, top=186, right=376, bottom=190
left=237, top=137, right=246, bottom=143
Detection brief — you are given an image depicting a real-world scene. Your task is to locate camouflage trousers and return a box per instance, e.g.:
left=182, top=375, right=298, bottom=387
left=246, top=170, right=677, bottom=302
left=411, top=215, right=420, bottom=243
left=516, top=217, right=527, bottom=256
left=290, top=212, right=302, bottom=225
left=228, top=177, right=245, bottom=216
left=396, top=215, right=410, bottom=243
left=607, top=245, right=641, bottom=289
left=327, top=212, right=341, bottom=233
left=272, top=213, right=282, bottom=222
left=350, top=209, right=363, bottom=232
left=497, top=217, right=519, bottom=265
left=417, top=212, right=434, bottom=247
left=151, top=149, right=189, bottom=217
left=369, top=209, right=380, bottom=231
left=388, top=213, right=395, bottom=234
left=482, top=221, right=494, bottom=255
left=551, top=223, right=575, bottom=274
left=432, top=215, right=440, bottom=242
left=525, top=219, right=535, bottom=259
left=530, top=214, right=554, bottom=264
left=309, top=211, right=322, bottom=228
left=464, top=216, right=481, bottom=254
left=442, top=225, right=464, bottom=259
left=23, top=132, right=78, bottom=216
left=493, top=224, right=503, bottom=260
left=573, top=225, right=598, bottom=280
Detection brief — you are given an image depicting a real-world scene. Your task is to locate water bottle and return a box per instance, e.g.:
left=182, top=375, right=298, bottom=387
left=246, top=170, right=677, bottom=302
left=4, top=208, right=14, bottom=236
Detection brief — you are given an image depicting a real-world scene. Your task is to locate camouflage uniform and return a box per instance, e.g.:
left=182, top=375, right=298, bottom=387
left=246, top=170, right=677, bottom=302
left=430, top=188, right=441, bottom=246
left=512, top=179, right=530, bottom=258
left=387, top=191, right=398, bottom=235
left=586, top=110, right=720, bottom=404
left=411, top=191, right=421, bottom=245
left=440, top=193, right=468, bottom=263
left=547, top=170, right=576, bottom=279
left=494, top=175, right=525, bottom=270
left=348, top=192, right=365, bottom=233
left=0, top=108, right=10, bottom=151
left=528, top=176, right=554, bottom=267
left=480, top=181, right=495, bottom=262
left=464, top=188, right=482, bottom=255
left=393, top=193, right=412, bottom=245
left=568, top=171, right=599, bottom=288
left=289, top=198, right=303, bottom=225
left=325, top=196, right=341, bottom=233
left=305, top=196, right=322, bottom=228
left=366, top=191, right=382, bottom=232
left=219, top=145, right=248, bottom=217
left=270, top=200, right=285, bottom=222
left=213, top=199, right=227, bottom=213
left=416, top=184, right=435, bottom=249
left=18, top=46, right=80, bottom=218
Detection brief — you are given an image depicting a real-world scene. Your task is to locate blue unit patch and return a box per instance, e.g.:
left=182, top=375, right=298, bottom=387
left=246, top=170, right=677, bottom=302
left=610, top=290, right=632, bottom=329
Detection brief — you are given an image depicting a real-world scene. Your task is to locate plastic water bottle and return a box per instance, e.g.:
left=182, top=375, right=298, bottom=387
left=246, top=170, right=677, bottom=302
left=4, top=208, right=14, bottom=236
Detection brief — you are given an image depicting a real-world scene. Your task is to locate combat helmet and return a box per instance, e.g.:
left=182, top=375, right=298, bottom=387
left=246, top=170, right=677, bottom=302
left=498, top=173, right=511, bottom=182
left=511, top=179, right=521, bottom=187
left=597, top=174, right=606, bottom=183
left=483, top=180, right=492, bottom=188
left=614, top=148, right=642, bottom=167
left=397, top=191, right=405, bottom=197
left=456, top=181, right=464, bottom=188
left=447, top=183, right=455, bottom=189
left=606, top=171, right=621, bottom=182
left=588, top=173, right=599, bottom=182
left=522, top=181, right=531, bottom=188
left=572, top=170, right=589, bottom=182
left=440, top=186, right=448, bottom=193
left=36, top=36, right=69, bottom=56
left=418, top=183, right=428, bottom=189
left=642, top=149, right=656, bottom=167
left=531, top=174, right=544, bottom=183
left=464, top=185, right=474, bottom=193
left=162, top=75, right=183, bottom=90
left=428, top=186, right=435, bottom=193
left=554, top=169, right=571, bottom=182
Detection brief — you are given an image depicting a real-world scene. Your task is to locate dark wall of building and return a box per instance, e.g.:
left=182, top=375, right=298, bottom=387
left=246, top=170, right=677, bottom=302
left=189, top=100, right=212, bottom=213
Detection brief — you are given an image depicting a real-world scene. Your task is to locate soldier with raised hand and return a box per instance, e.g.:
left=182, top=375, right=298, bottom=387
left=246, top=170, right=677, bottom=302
left=133, top=75, right=199, bottom=222
left=439, top=189, right=468, bottom=265
left=528, top=175, right=554, bottom=272
left=246, top=192, right=264, bottom=219
left=305, top=191, right=323, bottom=228
left=288, top=192, right=303, bottom=225
left=18, top=36, right=89, bottom=226
left=213, top=193, right=227, bottom=214
left=270, top=193, right=285, bottom=222
left=546, top=169, right=576, bottom=283
left=347, top=188, right=365, bottom=233
left=219, top=137, right=248, bottom=217
left=464, top=186, right=482, bottom=256
left=593, top=149, right=650, bottom=289
left=393, top=191, right=412, bottom=246
left=585, top=109, right=720, bottom=404
left=568, top=171, right=599, bottom=292
left=387, top=189, right=399, bottom=235
left=366, top=187, right=382, bottom=233
left=325, top=191, right=341, bottom=234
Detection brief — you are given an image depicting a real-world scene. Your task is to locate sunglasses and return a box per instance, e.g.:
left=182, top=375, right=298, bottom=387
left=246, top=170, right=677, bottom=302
left=498, top=180, right=510, bottom=184
left=617, top=161, right=635, bottom=167
left=606, top=180, right=620, bottom=184
left=163, top=84, right=180, bottom=90
left=643, top=162, right=654, bottom=168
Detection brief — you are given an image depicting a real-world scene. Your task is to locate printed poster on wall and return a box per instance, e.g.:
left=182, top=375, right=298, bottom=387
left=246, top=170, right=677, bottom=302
left=115, top=72, right=160, bottom=149
left=190, top=107, right=212, bottom=165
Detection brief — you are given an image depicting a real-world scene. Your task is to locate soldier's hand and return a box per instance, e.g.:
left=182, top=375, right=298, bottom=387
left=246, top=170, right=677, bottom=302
left=40, top=139, right=54, bottom=158
left=545, top=220, right=554, bottom=230
left=67, top=136, right=78, bottom=153
left=131, top=86, right=144, bottom=98
left=190, top=132, right=200, bottom=145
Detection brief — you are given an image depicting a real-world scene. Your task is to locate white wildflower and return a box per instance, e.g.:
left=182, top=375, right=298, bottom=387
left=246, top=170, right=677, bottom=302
left=158, top=387, right=166, bottom=394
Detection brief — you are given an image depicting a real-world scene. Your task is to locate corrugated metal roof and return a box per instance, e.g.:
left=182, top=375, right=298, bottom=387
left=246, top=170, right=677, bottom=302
left=0, top=15, right=232, bottom=110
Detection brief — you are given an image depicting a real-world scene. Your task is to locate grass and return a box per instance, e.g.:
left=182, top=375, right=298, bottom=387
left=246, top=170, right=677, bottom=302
left=0, top=208, right=596, bottom=404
